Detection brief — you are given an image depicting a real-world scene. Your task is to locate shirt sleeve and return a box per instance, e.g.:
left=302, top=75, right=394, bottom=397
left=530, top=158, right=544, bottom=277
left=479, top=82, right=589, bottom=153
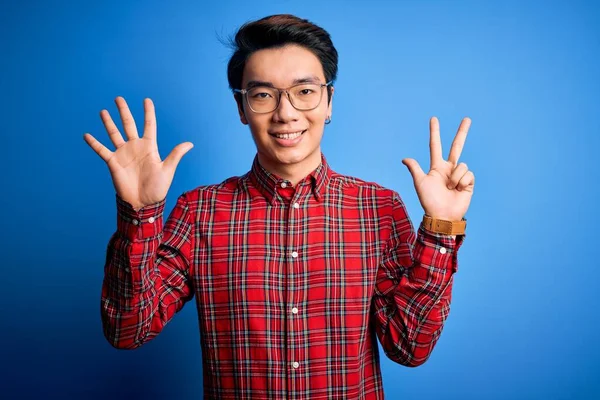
left=100, top=192, right=195, bottom=349
left=372, top=192, right=465, bottom=367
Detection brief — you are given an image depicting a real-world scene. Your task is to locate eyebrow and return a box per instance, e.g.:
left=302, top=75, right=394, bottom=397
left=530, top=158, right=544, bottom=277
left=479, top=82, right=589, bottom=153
left=245, top=75, right=322, bottom=89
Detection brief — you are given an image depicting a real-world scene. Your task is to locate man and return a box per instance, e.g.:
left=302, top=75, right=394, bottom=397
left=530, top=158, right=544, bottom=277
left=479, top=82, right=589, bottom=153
left=83, top=13, right=474, bottom=400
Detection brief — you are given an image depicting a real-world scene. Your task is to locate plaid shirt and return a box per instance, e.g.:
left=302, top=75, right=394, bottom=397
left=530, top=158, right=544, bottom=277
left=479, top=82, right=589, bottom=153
left=101, top=153, right=465, bottom=399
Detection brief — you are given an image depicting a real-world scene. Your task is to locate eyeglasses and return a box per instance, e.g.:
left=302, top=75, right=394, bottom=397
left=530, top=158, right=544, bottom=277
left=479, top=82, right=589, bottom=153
left=234, top=81, right=332, bottom=114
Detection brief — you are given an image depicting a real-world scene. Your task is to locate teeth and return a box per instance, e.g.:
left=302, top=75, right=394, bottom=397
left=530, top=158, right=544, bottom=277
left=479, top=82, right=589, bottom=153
left=275, top=130, right=303, bottom=140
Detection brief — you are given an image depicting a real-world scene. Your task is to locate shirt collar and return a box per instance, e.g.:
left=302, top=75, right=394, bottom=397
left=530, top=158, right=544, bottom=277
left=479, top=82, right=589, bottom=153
left=247, top=153, right=332, bottom=205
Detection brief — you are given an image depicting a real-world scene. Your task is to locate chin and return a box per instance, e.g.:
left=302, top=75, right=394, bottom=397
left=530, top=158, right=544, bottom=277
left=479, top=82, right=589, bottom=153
left=271, top=150, right=309, bottom=166
left=260, top=146, right=316, bottom=168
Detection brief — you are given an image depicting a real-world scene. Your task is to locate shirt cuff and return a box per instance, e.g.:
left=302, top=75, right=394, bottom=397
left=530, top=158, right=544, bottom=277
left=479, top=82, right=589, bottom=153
left=116, top=193, right=166, bottom=241
left=414, top=222, right=466, bottom=273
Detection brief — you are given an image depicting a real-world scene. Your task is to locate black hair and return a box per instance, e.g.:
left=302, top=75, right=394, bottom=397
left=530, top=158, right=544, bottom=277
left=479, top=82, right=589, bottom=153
left=226, top=14, right=338, bottom=104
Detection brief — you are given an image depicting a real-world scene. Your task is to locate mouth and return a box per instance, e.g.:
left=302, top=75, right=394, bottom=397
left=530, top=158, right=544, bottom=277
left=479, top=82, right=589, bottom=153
left=269, top=129, right=307, bottom=146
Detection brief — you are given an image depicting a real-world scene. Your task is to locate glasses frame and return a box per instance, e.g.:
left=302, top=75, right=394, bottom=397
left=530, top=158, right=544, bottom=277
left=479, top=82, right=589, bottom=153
left=234, top=81, right=333, bottom=114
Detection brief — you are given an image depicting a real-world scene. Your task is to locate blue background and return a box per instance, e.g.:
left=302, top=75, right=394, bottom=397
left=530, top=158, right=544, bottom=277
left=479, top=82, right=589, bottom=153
left=2, top=0, right=599, bottom=399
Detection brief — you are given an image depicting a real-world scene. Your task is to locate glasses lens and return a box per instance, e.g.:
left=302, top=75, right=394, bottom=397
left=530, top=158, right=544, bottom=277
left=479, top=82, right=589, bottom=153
left=247, top=87, right=279, bottom=113
left=245, top=84, right=325, bottom=113
left=289, top=84, right=323, bottom=110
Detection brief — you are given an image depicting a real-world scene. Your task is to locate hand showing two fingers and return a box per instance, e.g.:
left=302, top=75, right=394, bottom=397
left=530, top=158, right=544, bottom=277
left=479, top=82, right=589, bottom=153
left=402, top=117, right=475, bottom=221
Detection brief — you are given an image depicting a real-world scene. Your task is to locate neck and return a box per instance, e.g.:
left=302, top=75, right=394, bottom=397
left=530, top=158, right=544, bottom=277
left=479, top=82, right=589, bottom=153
left=258, top=150, right=322, bottom=186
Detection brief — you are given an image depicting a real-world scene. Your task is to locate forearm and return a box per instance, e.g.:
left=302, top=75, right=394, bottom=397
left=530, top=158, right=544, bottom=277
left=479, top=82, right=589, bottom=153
left=100, top=194, right=193, bottom=349
left=374, top=222, right=464, bottom=366
left=101, top=231, right=163, bottom=349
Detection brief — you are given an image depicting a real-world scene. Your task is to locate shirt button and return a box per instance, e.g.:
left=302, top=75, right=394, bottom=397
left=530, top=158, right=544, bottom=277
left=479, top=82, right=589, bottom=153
left=291, top=251, right=298, bottom=258
left=132, top=219, right=139, bottom=225
left=281, top=182, right=287, bottom=188
left=125, top=267, right=130, bottom=272
left=148, top=216, right=155, bottom=223
left=440, top=247, right=447, bottom=254
left=292, top=362, right=300, bottom=369
left=293, top=202, right=300, bottom=209
left=291, top=307, right=298, bottom=314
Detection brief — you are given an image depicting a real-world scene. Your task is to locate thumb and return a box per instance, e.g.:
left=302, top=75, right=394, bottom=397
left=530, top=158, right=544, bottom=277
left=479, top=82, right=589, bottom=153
left=164, top=142, right=194, bottom=171
left=402, top=158, right=425, bottom=181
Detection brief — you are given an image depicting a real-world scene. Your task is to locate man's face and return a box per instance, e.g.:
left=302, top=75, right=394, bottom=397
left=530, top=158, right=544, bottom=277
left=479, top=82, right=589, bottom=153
left=236, top=44, right=333, bottom=173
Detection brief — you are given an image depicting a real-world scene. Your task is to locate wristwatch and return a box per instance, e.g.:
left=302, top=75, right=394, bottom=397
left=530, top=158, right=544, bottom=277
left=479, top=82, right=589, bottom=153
left=422, top=214, right=467, bottom=235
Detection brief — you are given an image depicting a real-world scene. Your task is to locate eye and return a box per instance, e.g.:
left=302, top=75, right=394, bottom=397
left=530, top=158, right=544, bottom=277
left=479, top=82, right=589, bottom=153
left=251, top=92, right=273, bottom=99
left=298, top=89, right=314, bottom=96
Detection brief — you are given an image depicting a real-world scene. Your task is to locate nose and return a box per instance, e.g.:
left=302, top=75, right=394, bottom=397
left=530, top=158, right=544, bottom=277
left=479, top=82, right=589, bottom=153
left=272, top=90, right=299, bottom=123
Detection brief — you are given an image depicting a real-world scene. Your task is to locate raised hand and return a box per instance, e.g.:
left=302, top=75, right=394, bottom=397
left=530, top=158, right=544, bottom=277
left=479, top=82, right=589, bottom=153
left=401, top=117, right=475, bottom=221
left=83, top=97, right=194, bottom=211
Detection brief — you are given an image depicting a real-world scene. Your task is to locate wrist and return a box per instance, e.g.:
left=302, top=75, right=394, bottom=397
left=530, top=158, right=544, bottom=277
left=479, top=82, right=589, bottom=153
left=422, top=214, right=467, bottom=236
left=425, top=213, right=463, bottom=221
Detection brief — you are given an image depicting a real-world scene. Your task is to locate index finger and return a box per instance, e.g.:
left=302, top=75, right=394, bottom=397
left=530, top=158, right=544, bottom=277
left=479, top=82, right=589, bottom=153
left=448, top=117, right=471, bottom=165
left=429, top=116, right=443, bottom=168
left=143, top=98, right=157, bottom=141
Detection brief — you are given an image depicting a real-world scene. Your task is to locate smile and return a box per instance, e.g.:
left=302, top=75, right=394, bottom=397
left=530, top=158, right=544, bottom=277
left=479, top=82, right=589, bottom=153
left=270, top=130, right=306, bottom=140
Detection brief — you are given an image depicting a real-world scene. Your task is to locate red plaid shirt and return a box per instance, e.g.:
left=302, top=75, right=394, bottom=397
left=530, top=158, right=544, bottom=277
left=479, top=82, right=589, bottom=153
left=101, top=153, right=465, bottom=399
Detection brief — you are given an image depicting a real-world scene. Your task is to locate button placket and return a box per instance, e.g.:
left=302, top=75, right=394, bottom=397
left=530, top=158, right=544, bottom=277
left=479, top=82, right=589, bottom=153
left=286, top=189, right=303, bottom=379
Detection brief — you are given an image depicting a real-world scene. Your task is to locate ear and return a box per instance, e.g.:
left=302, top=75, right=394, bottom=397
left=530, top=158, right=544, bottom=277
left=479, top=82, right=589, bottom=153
left=234, top=93, right=249, bottom=125
left=327, top=86, right=334, bottom=118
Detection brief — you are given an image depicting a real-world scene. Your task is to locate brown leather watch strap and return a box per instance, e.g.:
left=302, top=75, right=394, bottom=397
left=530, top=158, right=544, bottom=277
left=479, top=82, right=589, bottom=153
left=422, top=215, right=466, bottom=235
